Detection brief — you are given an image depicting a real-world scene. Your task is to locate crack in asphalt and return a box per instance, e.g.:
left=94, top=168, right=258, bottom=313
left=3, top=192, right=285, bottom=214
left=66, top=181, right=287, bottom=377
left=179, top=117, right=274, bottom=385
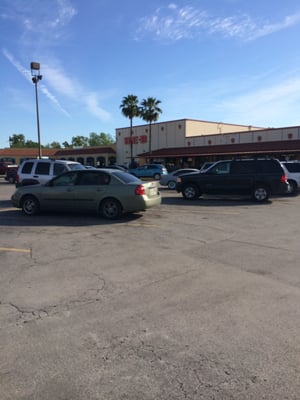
left=0, top=276, right=106, bottom=325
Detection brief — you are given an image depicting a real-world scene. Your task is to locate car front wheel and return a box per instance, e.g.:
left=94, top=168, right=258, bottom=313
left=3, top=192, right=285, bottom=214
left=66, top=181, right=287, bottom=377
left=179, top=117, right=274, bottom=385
left=182, top=184, right=200, bottom=200
left=100, top=198, right=122, bottom=219
left=153, top=173, right=161, bottom=180
left=22, top=195, right=40, bottom=215
left=253, top=186, right=269, bottom=202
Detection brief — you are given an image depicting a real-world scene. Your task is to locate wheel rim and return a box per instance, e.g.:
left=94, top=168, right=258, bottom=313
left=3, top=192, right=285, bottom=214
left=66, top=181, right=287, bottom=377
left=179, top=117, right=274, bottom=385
left=102, top=200, right=120, bottom=219
left=168, top=181, right=176, bottom=190
left=154, top=173, right=160, bottom=180
left=254, top=188, right=267, bottom=201
left=184, top=186, right=196, bottom=199
left=23, top=198, right=38, bottom=215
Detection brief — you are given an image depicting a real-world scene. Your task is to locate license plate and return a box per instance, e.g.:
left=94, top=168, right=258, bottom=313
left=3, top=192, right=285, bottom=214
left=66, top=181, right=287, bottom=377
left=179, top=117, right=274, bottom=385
left=149, top=188, right=157, bottom=196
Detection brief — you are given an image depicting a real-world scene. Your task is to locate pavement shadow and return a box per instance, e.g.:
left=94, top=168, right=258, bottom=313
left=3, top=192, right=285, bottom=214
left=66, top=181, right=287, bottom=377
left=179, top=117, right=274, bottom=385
left=0, top=207, right=144, bottom=227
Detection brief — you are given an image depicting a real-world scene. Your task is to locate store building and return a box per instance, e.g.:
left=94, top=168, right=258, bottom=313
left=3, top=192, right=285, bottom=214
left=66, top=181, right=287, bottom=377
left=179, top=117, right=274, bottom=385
left=116, top=119, right=300, bottom=168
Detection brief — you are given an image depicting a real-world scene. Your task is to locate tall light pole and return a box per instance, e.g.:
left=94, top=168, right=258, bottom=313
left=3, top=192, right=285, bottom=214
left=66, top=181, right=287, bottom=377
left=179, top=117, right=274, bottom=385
left=30, top=62, right=42, bottom=159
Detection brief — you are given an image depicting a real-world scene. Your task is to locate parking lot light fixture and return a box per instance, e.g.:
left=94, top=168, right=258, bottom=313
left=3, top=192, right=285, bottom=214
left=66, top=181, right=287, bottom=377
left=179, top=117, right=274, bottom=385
left=30, top=62, right=42, bottom=159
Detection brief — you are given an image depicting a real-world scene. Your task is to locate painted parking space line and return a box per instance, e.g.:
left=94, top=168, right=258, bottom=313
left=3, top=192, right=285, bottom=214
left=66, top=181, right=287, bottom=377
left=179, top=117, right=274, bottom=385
left=0, top=247, right=32, bottom=255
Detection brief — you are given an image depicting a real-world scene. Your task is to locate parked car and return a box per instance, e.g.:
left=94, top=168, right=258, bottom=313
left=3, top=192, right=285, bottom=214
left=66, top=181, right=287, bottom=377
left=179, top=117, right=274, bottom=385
left=11, top=168, right=161, bottom=219
left=160, top=168, right=200, bottom=189
left=0, top=161, right=14, bottom=175
left=16, top=159, right=85, bottom=187
left=4, top=165, right=18, bottom=183
left=129, top=164, right=168, bottom=180
left=280, top=161, right=300, bottom=194
left=176, top=159, right=289, bottom=202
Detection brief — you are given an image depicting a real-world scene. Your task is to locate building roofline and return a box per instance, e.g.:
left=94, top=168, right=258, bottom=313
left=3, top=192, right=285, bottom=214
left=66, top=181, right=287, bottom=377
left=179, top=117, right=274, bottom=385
left=116, top=118, right=266, bottom=131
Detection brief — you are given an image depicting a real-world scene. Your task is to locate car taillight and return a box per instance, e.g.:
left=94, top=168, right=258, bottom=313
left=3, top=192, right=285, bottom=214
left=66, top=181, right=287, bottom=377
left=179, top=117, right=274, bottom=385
left=16, top=174, right=19, bottom=183
left=281, top=174, right=288, bottom=183
left=135, top=184, right=145, bottom=195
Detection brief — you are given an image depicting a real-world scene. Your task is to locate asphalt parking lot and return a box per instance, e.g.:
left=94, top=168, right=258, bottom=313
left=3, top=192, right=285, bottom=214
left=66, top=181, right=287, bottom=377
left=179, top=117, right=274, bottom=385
left=1, top=178, right=300, bottom=400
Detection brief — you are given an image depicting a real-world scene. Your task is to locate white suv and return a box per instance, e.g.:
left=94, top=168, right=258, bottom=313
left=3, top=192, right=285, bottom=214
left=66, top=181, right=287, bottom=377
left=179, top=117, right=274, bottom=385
left=16, top=159, right=85, bottom=186
left=281, top=161, right=300, bottom=194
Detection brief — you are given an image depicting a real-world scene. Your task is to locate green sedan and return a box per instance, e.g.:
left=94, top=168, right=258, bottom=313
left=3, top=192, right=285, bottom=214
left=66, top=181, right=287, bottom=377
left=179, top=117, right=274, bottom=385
left=11, top=169, right=161, bottom=219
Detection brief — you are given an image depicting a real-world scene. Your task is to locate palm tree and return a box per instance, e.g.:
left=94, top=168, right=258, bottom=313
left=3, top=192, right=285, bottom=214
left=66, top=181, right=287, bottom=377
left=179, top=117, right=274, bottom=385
left=140, top=97, right=162, bottom=160
left=120, top=95, right=140, bottom=167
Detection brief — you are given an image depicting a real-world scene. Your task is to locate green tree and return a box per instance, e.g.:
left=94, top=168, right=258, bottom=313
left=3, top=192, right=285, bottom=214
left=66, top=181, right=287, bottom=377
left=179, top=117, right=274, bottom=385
left=88, top=132, right=115, bottom=146
left=62, top=141, right=71, bottom=148
left=25, top=140, right=39, bottom=148
left=120, top=94, right=140, bottom=167
left=71, top=136, right=89, bottom=147
left=140, top=97, right=162, bottom=159
left=9, top=134, right=26, bottom=148
left=47, top=141, right=62, bottom=149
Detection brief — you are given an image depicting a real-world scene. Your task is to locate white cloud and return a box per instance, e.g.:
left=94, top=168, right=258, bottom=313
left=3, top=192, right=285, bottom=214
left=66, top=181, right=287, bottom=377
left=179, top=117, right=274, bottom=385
left=84, top=93, right=111, bottom=121
left=3, top=48, right=70, bottom=116
left=218, top=77, right=300, bottom=126
left=0, top=0, right=77, bottom=45
left=135, top=4, right=300, bottom=42
left=2, top=48, right=112, bottom=122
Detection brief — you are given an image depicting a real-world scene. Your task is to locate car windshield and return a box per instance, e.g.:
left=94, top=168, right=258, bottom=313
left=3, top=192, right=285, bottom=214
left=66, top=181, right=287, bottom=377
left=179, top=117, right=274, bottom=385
left=113, top=171, right=141, bottom=183
left=68, top=163, right=85, bottom=170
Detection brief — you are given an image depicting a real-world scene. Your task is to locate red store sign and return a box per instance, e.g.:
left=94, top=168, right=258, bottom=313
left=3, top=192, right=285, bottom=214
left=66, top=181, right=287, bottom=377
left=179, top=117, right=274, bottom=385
left=124, top=135, right=147, bottom=145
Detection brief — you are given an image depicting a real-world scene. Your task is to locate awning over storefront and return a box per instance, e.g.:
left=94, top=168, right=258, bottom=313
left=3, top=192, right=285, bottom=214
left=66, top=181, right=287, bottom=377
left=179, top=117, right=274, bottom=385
left=138, top=140, right=300, bottom=158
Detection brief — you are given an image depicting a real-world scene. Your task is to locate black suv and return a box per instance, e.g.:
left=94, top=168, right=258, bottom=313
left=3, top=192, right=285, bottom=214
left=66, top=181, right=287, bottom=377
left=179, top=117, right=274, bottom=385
left=176, top=159, right=288, bottom=202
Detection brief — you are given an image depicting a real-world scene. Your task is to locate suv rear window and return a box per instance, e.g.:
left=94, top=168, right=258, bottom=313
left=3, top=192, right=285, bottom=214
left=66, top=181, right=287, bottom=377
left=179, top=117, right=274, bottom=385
left=256, top=160, right=282, bottom=173
left=54, top=163, right=67, bottom=175
left=35, top=162, right=51, bottom=175
left=21, top=161, right=34, bottom=174
left=282, top=162, right=300, bottom=173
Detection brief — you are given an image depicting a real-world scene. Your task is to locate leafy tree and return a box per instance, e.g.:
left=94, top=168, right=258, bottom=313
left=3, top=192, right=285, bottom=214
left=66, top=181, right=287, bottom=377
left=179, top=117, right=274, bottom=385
left=25, top=140, right=39, bottom=148
left=71, top=136, right=89, bottom=147
left=140, top=97, right=162, bottom=158
left=89, top=132, right=115, bottom=146
left=120, top=94, right=140, bottom=167
left=9, top=134, right=26, bottom=148
left=47, top=141, right=62, bottom=149
left=62, top=141, right=71, bottom=148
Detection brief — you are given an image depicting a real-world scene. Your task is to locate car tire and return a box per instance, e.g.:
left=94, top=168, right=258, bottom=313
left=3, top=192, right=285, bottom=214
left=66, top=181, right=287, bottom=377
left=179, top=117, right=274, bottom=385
left=100, top=198, right=122, bottom=219
left=21, top=195, right=40, bottom=215
left=182, top=184, right=200, bottom=200
left=287, top=180, right=298, bottom=195
left=153, top=173, right=161, bottom=180
left=253, top=185, right=269, bottom=202
left=168, top=180, right=176, bottom=190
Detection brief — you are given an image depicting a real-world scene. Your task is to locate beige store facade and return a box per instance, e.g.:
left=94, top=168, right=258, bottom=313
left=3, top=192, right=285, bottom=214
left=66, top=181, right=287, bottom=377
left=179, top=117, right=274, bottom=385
left=116, top=119, right=300, bottom=168
left=116, top=119, right=264, bottom=167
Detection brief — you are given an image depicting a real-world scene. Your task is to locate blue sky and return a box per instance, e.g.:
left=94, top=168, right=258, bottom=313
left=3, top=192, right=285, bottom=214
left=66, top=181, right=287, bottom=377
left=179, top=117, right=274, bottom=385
left=1, top=0, right=300, bottom=148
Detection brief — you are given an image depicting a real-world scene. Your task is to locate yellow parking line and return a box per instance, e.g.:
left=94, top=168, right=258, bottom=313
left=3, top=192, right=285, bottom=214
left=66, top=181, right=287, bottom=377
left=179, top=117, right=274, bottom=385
left=0, top=247, right=31, bottom=254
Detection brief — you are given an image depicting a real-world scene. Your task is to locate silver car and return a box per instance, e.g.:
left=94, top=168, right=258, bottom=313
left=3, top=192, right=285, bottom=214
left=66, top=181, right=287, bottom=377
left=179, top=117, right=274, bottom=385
left=159, top=168, right=200, bottom=189
left=11, top=169, right=161, bottom=219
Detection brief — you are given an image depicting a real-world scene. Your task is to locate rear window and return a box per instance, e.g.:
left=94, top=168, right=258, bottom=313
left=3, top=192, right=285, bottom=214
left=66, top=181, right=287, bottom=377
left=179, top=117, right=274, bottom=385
left=282, top=163, right=300, bottom=173
left=35, top=162, right=51, bottom=175
left=113, top=171, right=141, bottom=183
left=21, top=161, right=34, bottom=174
left=54, top=163, right=67, bottom=175
left=257, top=160, right=282, bottom=173
left=67, top=163, right=85, bottom=170
left=231, top=161, right=255, bottom=174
